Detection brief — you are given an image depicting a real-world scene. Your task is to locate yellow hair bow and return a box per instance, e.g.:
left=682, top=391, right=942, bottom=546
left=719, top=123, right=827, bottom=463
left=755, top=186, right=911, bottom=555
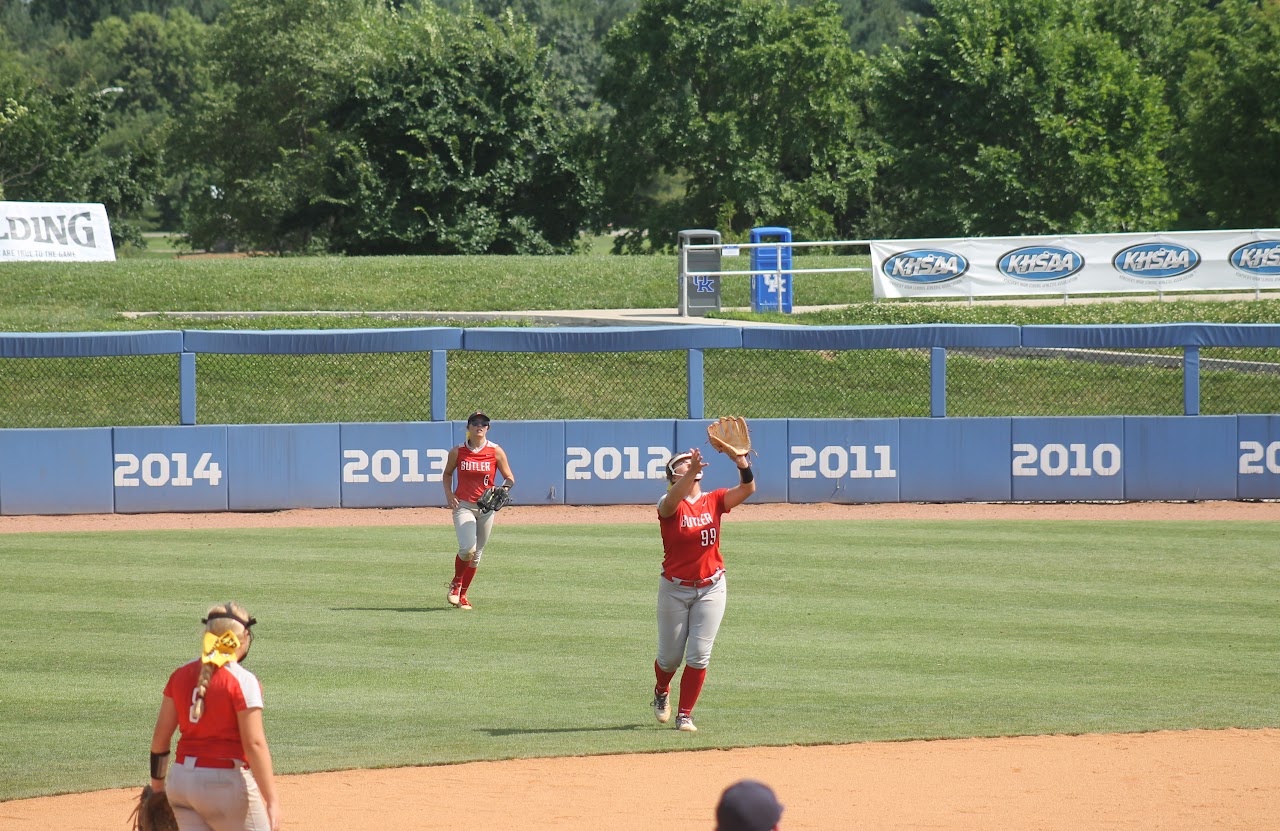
left=201, top=630, right=241, bottom=667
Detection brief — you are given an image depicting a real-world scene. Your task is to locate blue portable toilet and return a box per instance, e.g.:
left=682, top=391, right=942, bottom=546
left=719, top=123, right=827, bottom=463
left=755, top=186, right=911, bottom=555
left=749, top=226, right=793, bottom=313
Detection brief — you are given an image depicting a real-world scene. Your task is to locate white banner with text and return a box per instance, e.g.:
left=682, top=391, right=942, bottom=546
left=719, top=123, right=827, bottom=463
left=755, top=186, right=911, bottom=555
left=0, top=201, right=116, bottom=262
left=871, top=229, right=1280, bottom=299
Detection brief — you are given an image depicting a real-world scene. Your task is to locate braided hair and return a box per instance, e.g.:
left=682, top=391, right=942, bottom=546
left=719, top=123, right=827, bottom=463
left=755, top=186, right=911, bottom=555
left=190, top=601, right=255, bottom=723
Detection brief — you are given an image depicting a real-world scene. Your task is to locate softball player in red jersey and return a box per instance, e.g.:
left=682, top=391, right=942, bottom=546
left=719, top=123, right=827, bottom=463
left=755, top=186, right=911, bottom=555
left=442, top=411, right=515, bottom=610
left=652, top=446, right=756, bottom=732
left=148, top=602, right=281, bottom=831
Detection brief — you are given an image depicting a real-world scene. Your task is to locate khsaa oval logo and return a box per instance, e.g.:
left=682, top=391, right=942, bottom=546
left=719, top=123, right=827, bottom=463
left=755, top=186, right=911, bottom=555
left=882, top=249, right=968, bottom=285
left=1229, top=240, right=1280, bottom=276
left=997, top=246, right=1083, bottom=282
left=1112, top=242, right=1200, bottom=279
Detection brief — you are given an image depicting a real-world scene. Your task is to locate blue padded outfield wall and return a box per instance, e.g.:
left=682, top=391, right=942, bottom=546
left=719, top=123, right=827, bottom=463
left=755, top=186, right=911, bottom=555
left=0, top=324, right=1278, bottom=515
left=2, top=415, right=1278, bottom=515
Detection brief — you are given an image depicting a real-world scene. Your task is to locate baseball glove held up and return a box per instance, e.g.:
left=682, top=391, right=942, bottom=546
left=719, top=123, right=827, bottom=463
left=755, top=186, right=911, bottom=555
left=707, top=416, right=753, bottom=457
left=131, top=785, right=178, bottom=831
left=476, top=485, right=512, bottom=514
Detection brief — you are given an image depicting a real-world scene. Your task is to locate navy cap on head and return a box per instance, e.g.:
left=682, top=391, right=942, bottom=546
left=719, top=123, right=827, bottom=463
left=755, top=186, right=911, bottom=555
left=716, top=780, right=783, bottom=831
left=467, top=411, right=490, bottom=426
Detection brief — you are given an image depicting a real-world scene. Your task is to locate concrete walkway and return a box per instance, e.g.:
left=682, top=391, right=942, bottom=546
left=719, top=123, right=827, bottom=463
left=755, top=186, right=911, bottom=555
left=122, top=290, right=1273, bottom=327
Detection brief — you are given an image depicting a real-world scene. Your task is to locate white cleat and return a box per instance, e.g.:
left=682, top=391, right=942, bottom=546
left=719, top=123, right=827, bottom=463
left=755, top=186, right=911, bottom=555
left=652, top=690, right=671, bottom=724
left=674, top=714, right=697, bottom=732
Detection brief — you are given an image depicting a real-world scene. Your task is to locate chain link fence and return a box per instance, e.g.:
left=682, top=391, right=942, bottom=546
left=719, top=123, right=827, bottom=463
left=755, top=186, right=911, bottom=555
left=1, top=345, right=1277, bottom=427
left=0, top=355, right=180, bottom=427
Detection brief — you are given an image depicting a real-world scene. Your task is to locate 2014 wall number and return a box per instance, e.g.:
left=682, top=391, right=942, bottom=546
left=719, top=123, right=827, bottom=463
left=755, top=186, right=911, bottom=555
left=114, top=452, right=223, bottom=487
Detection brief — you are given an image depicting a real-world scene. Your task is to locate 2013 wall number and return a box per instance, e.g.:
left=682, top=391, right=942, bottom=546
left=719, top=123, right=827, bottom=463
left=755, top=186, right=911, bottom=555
left=1238, top=440, right=1280, bottom=474
left=343, top=448, right=447, bottom=483
left=114, top=452, right=223, bottom=487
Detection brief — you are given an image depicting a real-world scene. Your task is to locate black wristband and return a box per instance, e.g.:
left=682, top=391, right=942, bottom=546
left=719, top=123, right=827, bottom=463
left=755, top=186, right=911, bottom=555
left=150, top=750, right=171, bottom=780
left=738, top=465, right=754, bottom=484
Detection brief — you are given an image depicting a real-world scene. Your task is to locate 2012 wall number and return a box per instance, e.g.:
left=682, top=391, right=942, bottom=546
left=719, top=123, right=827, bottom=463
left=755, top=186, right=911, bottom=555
left=565, top=446, right=669, bottom=480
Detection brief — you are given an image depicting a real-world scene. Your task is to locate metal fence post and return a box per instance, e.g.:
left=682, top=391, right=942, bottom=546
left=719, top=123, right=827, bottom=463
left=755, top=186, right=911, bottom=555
left=930, top=347, right=947, bottom=417
left=1183, top=346, right=1201, bottom=416
left=687, top=348, right=704, bottom=419
left=180, top=352, right=196, bottom=425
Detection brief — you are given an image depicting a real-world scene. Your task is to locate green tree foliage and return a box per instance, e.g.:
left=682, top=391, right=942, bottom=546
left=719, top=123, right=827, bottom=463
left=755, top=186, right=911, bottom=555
left=838, top=0, right=933, bottom=54
left=451, top=0, right=637, bottom=113
left=26, top=0, right=227, bottom=37
left=178, top=0, right=597, bottom=253
left=1173, top=0, right=1280, bottom=228
left=325, top=7, right=599, bottom=253
left=597, top=0, right=874, bottom=250
left=0, top=63, right=161, bottom=245
left=865, top=0, right=1174, bottom=237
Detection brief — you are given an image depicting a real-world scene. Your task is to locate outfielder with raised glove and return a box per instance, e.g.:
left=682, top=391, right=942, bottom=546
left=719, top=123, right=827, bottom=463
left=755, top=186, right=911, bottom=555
left=147, top=601, right=281, bottom=831
left=650, top=416, right=757, bottom=733
left=443, top=411, right=516, bottom=611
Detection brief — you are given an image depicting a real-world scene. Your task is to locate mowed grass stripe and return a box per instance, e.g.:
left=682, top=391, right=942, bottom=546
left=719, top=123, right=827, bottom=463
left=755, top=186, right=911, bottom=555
left=1, top=519, right=1276, bottom=799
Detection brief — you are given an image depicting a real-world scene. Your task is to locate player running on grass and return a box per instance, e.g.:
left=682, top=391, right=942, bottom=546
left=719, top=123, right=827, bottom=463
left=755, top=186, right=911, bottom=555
left=651, top=418, right=756, bottom=732
left=442, top=411, right=515, bottom=611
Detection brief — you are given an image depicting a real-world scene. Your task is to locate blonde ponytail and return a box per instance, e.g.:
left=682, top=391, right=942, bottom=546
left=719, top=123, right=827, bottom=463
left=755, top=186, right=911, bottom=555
left=190, top=601, right=254, bottom=723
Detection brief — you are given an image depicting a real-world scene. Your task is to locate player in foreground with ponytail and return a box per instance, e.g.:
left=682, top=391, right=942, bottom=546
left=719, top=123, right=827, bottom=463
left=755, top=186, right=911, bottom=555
left=146, top=602, right=281, bottom=831
left=651, top=417, right=757, bottom=732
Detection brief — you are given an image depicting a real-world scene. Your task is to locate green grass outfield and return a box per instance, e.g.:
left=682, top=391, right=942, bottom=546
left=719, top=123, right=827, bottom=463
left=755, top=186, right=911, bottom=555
left=2, top=518, right=1276, bottom=801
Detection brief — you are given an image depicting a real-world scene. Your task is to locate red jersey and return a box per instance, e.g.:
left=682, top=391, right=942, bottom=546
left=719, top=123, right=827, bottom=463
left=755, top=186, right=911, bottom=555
left=658, top=488, right=730, bottom=581
left=163, top=659, right=264, bottom=762
left=453, top=440, right=500, bottom=502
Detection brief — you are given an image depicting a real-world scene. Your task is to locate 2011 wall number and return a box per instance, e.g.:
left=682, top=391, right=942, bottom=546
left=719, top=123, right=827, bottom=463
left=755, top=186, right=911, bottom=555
left=1239, top=440, right=1280, bottom=474
left=1011, top=443, right=1121, bottom=477
left=565, top=446, right=670, bottom=480
left=343, top=448, right=447, bottom=483
left=789, top=445, right=896, bottom=479
left=114, top=452, right=223, bottom=487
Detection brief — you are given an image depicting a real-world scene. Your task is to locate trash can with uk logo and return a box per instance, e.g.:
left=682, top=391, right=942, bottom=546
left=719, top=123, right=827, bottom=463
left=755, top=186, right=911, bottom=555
left=678, top=229, right=722, bottom=316
left=749, top=226, right=792, bottom=313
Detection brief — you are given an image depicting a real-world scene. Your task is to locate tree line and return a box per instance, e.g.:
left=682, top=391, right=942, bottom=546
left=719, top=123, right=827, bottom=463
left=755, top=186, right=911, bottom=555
left=1, top=0, right=1276, bottom=254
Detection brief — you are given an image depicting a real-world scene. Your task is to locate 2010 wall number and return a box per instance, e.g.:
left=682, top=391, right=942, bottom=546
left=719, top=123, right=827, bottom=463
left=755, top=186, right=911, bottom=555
left=789, top=445, right=896, bottom=479
left=1238, top=440, right=1280, bottom=474
left=565, top=446, right=670, bottom=480
left=114, top=452, right=223, bottom=487
left=343, top=448, right=447, bottom=483
left=1011, top=443, right=1121, bottom=477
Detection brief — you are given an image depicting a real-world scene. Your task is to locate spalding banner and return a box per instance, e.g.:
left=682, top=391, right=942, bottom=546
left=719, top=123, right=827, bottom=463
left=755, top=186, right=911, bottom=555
left=872, top=229, right=1280, bottom=299
left=0, top=201, right=116, bottom=262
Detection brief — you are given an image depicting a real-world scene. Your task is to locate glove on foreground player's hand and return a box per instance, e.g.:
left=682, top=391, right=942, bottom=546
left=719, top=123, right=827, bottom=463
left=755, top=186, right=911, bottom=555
left=476, top=485, right=512, bottom=513
left=131, top=785, right=178, bottom=831
left=707, top=416, right=753, bottom=457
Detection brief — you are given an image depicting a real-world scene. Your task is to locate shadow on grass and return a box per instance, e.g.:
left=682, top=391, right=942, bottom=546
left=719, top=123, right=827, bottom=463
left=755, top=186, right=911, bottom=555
left=331, top=606, right=454, bottom=613
left=479, top=724, right=649, bottom=736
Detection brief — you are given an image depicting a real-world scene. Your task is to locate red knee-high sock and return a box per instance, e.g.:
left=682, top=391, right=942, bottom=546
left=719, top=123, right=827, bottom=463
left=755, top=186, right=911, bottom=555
left=678, top=666, right=707, bottom=715
left=461, top=563, right=478, bottom=589
left=452, top=556, right=467, bottom=583
left=654, top=661, right=677, bottom=694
